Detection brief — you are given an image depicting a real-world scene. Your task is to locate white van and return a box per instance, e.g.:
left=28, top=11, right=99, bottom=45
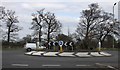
left=24, top=42, right=46, bottom=52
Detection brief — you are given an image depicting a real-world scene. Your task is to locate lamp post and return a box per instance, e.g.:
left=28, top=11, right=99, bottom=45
left=113, top=3, right=116, bottom=48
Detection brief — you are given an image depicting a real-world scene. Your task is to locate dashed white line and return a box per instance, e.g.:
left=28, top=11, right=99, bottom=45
left=42, top=64, right=61, bottom=67
left=76, top=65, right=91, bottom=67
left=95, top=63, right=104, bottom=66
left=12, top=64, right=28, bottom=67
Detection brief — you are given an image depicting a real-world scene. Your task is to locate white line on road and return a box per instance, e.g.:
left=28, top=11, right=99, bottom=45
left=107, top=65, right=115, bottom=69
left=42, top=64, right=61, bottom=67
left=95, top=63, right=105, bottom=66
left=12, top=64, right=28, bottom=67
left=95, top=63, right=118, bottom=70
left=107, top=65, right=118, bottom=70
left=76, top=65, right=91, bottom=67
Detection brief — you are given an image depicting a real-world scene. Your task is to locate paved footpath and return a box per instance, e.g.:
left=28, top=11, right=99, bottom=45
left=25, top=51, right=112, bottom=57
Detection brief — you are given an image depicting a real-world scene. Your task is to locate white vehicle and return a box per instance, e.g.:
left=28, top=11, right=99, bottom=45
left=24, top=42, right=46, bottom=52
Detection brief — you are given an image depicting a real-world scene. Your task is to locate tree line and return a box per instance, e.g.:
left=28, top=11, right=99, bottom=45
left=0, top=3, right=120, bottom=50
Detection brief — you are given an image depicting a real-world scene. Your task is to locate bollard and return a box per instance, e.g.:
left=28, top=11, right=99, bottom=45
left=60, top=46, right=63, bottom=53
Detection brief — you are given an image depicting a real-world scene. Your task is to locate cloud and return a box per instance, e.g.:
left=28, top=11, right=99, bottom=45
left=32, top=3, right=66, bottom=9
left=1, top=1, right=119, bottom=38
left=57, top=16, right=79, bottom=24
left=2, top=0, right=120, bottom=2
left=21, top=2, right=67, bottom=10
left=62, top=26, right=77, bottom=35
left=21, top=3, right=32, bottom=9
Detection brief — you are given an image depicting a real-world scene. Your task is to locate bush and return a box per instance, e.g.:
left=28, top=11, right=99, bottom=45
left=2, top=41, right=25, bottom=48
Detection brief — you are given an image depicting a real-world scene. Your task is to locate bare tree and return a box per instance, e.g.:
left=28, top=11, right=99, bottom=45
left=94, top=12, right=113, bottom=48
left=1, top=7, right=22, bottom=44
left=76, top=3, right=103, bottom=50
left=95, top=12, right=120, bottom=48
left=42, top=12, right=62, bottom=49
left=0, top=6, right=5, bottom=20
left=31, top=9, right=45, bottom=46
left=112, top=19, right=120, bottom=37
left=76, top=3, right=120, bottom=53
left=22, top=34, right=32, bottom=43
left=0, top=6, right=5, bottom=31
left=31, top=9, right=62, bottom=49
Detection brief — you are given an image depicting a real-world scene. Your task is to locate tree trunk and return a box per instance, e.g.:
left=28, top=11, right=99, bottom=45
left=85, top=37, right=91, bottom=55
left=84, top=36, right=89, bottom=49
left=47, top=25, right=50, bottom=49
left=100, top=40, right=103, bottom=48
left=39, top=27, right=42, bottom=47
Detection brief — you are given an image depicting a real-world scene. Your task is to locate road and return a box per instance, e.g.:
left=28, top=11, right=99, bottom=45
left=2, top=49, right=119, bottom=70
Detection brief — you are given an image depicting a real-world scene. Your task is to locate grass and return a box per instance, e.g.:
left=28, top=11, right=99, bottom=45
left=1, top=45, right=120, bottom=52
left=100, top=48, right=120, bottom=51
left=2, top=46, right=23, bottom=51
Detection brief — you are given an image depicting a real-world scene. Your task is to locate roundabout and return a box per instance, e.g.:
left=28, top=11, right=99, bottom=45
left=25, top=51, right=112, bottom=57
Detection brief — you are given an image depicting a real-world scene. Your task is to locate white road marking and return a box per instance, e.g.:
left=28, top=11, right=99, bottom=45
left=91, top=52, right=104, bottom=57
left=43, top=52, right=58, bottom=56
left=100, top=52, right=112, bottom=56
left=95, top=63, right=117, bottom=70
left=58, top=52, right=75, bottom=57
left=76, top=65, right=91, bottom=67
left=25, top=51, right=36, bottom=55
left=107, top=65, right=118, bottom=70
left=42, top=64, right=61, bottom=67
left=12, top=64, right=28, bottom=67
left=75, top=52, right=91, bottom=57
left=32, top=51, right=45, bottom=56
left=107, top=65, right=115, bottom=69
left=95, top=63, right=104, bottom=66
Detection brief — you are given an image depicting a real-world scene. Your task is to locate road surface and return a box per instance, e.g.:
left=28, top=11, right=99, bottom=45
left=2, top=49, right=119, bottom=70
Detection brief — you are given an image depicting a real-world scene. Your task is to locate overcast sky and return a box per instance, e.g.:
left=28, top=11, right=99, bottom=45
left=1, top=0, right=119, bottom=39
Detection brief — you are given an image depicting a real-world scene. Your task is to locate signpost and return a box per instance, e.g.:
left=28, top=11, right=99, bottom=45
left=98, top=41, right=101, bottom=54
left=58, top=41, right=64, bottom=53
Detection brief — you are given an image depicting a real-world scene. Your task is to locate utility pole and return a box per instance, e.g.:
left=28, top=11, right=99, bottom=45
left=113, top=3, right=117, bottom=48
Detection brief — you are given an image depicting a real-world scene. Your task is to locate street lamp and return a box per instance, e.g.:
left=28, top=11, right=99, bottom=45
left=113, top=3, right=116, bottom=19
left=113, top=3, right=117, bottom=48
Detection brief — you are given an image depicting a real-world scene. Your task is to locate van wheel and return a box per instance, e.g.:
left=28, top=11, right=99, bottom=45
left=27, top=48, right=32, bottom=52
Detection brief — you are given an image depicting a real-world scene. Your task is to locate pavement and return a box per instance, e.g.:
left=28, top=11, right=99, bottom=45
left=2, top=50, right=119, bottom=70
left=25, top=51, right=112, bottom=57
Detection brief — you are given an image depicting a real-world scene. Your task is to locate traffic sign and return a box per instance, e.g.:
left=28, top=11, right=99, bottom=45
left=53, top=42, right=56, bottom=46
left=64, top=42, right=67, bottom=46
left=59, top=41, right=64, bottom=46
left=69, top=42, right=73, bottom=46
left=48, top=42, right=51, bottom=46
left=58, top=41, right=63, bottom=53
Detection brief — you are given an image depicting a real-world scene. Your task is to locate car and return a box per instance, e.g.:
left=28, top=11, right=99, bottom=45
left=24, top=42, right=46, bottom=52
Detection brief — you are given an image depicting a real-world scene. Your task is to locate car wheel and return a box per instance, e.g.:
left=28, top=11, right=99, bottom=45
left=27, top=48, right=32, bottom=52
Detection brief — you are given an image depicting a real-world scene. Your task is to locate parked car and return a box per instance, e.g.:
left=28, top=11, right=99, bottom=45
left=24, top=43, right=46, bottom=52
